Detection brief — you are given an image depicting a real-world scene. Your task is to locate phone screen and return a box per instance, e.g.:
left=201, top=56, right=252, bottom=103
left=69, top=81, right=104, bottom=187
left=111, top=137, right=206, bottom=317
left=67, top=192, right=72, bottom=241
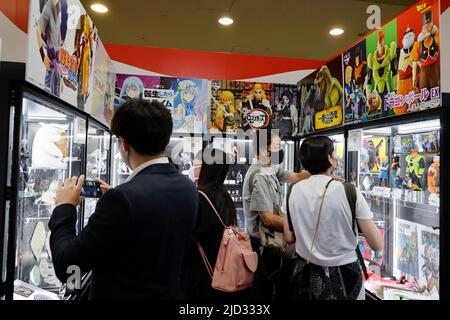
left=81, top=180, right=102, bottom=198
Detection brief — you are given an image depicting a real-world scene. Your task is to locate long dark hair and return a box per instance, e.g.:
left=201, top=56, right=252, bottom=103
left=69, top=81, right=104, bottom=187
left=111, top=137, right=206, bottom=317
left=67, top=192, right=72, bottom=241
left=197, top=148, right=237, bottom=224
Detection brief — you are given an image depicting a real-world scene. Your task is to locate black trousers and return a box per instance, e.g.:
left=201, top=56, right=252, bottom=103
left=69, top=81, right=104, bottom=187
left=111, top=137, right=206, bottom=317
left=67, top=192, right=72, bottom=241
left=250, top=237, right=295, bottom=300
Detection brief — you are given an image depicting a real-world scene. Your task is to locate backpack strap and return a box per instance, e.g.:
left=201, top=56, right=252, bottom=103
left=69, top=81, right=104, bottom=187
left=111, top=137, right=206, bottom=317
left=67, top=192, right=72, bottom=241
left=198, top=190, right=226, bottom=228
left=342, top=182, right=369, bottom=280
left=286, top=183, right=296, bottom=240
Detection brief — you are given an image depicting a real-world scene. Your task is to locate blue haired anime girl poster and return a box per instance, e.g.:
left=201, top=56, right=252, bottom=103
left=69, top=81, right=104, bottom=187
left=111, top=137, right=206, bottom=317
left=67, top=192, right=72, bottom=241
left=161, top=77, right=209, bottom=134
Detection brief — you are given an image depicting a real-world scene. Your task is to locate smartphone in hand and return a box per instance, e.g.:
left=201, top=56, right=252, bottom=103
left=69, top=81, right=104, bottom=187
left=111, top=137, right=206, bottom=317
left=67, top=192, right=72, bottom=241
left=81, top=179, right=103, bottom=198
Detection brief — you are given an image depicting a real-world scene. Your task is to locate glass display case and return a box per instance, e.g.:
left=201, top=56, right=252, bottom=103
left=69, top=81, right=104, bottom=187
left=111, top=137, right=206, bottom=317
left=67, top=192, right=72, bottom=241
left=347, top=119, right=441, bottom=300
left=83, top=123, right=111, bottom=227
left=13, top=95, right=87, bottom=299
left=111, top=136, right=131, bottom=187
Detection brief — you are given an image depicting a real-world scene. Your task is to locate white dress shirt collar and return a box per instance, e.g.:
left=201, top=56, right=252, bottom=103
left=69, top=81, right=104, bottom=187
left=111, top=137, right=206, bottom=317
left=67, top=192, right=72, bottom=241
left=126, top=157, right=170, bottom=182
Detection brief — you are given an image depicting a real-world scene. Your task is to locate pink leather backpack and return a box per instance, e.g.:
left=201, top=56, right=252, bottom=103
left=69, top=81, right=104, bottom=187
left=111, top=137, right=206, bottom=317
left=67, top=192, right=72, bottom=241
left=197, top=191, right=258, bottom=292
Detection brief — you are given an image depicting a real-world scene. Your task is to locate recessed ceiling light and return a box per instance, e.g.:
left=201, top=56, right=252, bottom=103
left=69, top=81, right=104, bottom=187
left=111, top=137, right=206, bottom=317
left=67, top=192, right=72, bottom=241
left=91, top=3, right=108, bottom=13
left=330, top=28, right=344, bottom=36
left=219, top=17, right=234, bottom=26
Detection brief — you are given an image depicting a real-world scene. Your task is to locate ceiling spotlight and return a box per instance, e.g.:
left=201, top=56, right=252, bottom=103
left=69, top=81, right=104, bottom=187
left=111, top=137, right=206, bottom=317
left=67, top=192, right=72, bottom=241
left=219, top=17, right=234, bottom=26
left=91, top=3, right=109, bottom=13
left=330, top=28, right=344, bottom=36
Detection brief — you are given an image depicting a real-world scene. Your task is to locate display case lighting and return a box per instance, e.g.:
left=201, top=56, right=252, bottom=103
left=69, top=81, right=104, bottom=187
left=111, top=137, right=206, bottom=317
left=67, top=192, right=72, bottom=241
left=397, top=120, right=440, bottom=134
left=363, top=127, right=392, bottom=135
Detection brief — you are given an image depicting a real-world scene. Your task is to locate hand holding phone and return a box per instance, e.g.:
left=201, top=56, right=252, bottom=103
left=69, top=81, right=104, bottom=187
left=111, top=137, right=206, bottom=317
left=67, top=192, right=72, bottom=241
left=81, top=179, right=103, bottom=198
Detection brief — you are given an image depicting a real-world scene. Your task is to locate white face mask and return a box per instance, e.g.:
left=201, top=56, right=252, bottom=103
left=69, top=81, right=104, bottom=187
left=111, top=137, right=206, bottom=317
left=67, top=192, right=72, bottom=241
left=120, top=141, right=132, bottom=171
left=188, top=165, right=201, bottom=183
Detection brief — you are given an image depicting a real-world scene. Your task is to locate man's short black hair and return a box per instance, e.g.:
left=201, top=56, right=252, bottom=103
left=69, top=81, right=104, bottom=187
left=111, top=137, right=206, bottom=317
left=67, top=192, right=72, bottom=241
left=111, top=99, right=173, bottom=156
left=252, top=129, right=280, bottom=157
left=300, top=136, right=335, bottom=175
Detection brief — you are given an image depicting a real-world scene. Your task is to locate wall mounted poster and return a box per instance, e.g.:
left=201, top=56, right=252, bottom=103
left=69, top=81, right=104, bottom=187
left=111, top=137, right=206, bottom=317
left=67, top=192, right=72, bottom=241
left=115, top=74, right=209, bottom=134
left=298, top=55, right=344, bottom=134
left=361, top=0, right=440, bottom=123
left=86, top=40, right=116, bottom=126
left=343, top=40, right=368, bottom=124
left=26, top=0, right=99, bottom=111
left=209, top=81, right=298, bottom=137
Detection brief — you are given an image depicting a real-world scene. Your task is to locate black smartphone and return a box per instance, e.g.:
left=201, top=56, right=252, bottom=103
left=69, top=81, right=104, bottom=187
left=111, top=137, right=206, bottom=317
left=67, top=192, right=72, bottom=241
left=81, top=179, right=102, bottom=198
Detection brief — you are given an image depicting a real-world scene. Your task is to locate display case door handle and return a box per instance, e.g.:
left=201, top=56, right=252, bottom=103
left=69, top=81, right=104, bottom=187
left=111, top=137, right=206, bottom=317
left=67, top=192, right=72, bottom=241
left=432, top=225, right=440, bottom=230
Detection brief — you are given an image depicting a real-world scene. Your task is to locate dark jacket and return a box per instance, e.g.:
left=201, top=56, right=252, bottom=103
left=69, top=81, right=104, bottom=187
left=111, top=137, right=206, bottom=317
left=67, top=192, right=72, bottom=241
left=183, top=184, right=248, bottom=300
left=49, top=163, right=198, bottom=300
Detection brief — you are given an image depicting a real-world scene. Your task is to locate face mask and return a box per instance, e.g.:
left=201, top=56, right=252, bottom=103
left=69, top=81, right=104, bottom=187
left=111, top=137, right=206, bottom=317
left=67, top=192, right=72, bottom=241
left=269, top=149, right=285, bottom=166
left=188, top=165, right=201, bottom=183
left=120, top=142, right=132, bottom=171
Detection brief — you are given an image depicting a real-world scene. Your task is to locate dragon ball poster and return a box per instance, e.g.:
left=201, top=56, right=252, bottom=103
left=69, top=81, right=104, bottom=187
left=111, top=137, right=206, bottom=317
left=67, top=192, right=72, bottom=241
left=343, top=40, right=368, bottom=124
left=26, top=0, right=98, bottom=111
left=298, top=56, right=344, bottom=134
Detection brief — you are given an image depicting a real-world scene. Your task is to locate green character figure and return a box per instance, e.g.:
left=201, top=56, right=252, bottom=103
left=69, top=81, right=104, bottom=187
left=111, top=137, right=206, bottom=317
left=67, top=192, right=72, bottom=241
left=405, top=149, right=426, bottom=191
left=367, top=29, right=399, bottom=101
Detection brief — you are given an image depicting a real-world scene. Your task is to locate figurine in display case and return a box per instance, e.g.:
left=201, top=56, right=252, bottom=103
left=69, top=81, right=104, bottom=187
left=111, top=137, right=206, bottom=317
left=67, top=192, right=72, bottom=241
left=427, top=156, right=440, bottom=194
left=405, top=149, right=426, bottom=191
left=379, top=157, right=390, bottom=187
left=391, top=155, right=402, bottom=188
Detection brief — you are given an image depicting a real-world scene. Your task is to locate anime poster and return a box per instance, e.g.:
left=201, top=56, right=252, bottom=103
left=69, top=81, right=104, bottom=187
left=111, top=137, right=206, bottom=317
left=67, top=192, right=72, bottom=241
left=417, top=131, right=440, bottom=153
left=393, top=0, right=440, bottom=115
left=297, top=77, right=315, bottom=135
left=393, top=134, right=414, bottom=153
left=365, top=20, right=398, bottom=121
left=298, top=56, right=344, bottom=134
left=361, top=137, right=387, bottom=173
left=395, top=219, right=420, bottom=281
left=85, top=40, right=116, bottom=126
left=26, top=0, right=98, bottom=111
left=343, top=41, right=368, bottom=124
left=115, top=74, right=209, bottom=134
left=417, top=224, right=439, bottom=297
left=209, top=81, right=274, bottom=133
left=271, top=85, right=299, bottom=137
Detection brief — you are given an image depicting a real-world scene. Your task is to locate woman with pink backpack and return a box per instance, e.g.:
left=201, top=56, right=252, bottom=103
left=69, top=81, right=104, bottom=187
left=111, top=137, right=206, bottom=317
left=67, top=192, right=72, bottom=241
left=183, top=148, right=257, bottom=300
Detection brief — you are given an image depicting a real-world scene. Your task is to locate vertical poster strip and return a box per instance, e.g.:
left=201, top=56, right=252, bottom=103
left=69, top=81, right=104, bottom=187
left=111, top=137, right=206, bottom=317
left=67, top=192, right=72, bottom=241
left=343, top=41, right=368, bottom=125
left=365, top=19, right=398, bottom=121
left=314, top=55, right=344, bottom=131
left=271, top=84, right=299, bottom=138
left=26, top=0, right=99, bottom=111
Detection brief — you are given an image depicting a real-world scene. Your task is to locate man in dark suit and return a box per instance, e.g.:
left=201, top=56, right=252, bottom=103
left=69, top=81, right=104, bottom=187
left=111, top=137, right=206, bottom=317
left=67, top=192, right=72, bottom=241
left=49, top=99, right=198, bottom=300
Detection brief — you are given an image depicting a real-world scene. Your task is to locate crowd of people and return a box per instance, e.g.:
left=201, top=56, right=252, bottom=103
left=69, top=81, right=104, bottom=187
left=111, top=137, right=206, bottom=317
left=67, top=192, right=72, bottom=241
left=49, top=98, right=383, bottom=300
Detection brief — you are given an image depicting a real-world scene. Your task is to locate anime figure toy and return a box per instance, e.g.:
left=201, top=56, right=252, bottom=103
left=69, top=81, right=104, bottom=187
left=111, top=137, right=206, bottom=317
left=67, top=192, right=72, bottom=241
left=391, top=155, right=402, bottom=188
left=367, top=139, right=384, bottom=172
left=32, top=125, right=68, bottom=169
left=379, top=157, right=390, bottom=186
left=396, top=26, right=416, bottom=115
left=411, top=10, right=440, bottom=91
left=314, top=65, right=343, bottom=110
left=405, top=149, right=426, bottom=191
left=367, top=30, right=399, bottom=100
left=427, top=156, right=440, bottom=194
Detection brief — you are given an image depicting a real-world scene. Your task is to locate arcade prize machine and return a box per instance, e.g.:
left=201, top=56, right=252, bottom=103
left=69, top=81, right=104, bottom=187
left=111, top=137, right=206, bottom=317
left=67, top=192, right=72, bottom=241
left=1, top=84, right=90, bottom=300
left=347, top=114, right=442, bottom=300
